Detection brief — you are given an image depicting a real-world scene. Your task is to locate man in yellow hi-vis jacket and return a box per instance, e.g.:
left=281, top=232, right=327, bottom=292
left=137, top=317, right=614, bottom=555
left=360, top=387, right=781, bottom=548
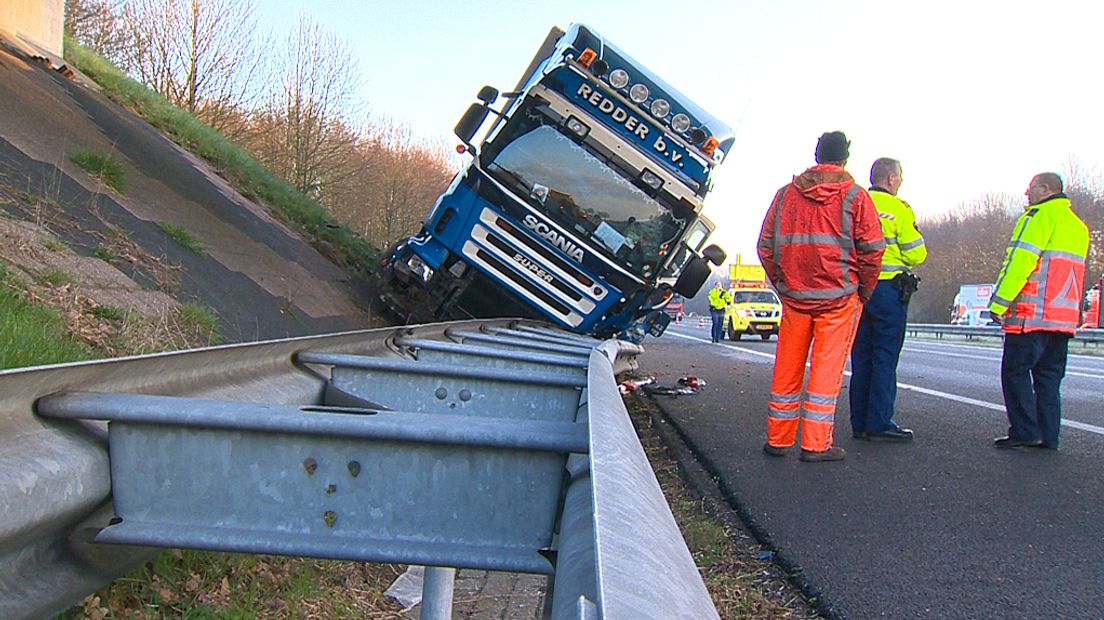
left=990, top=172, right=1088, bottom=450
left=707, top=280, right=732, bottom=343
left=849, top=158, right=927, bottom=442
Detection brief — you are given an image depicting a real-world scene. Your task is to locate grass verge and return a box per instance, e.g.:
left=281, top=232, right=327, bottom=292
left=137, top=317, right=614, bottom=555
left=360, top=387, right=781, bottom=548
left=70, top=148, right=126, bottom=193
left=63, top=37, right=379, bottom=275
left=0, top=265, right=93, bottom=367
left=624, top=393, right=819, bottom=619
left=157, top=221, right=205, bottom=255
left=60, top=551, right=406, bottom=620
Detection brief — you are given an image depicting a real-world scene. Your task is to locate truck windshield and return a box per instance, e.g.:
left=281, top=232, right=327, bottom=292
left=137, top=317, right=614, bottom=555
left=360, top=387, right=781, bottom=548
left=482, top=117, right=684, bottom=277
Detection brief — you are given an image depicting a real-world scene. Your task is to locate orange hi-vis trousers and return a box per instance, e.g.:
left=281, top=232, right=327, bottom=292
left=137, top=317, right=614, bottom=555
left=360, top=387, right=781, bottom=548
left=767, top=295, right=862, bottom=452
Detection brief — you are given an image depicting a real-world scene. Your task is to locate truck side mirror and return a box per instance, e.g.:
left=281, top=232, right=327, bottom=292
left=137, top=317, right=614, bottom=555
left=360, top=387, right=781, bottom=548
left=476, top=86, right=499, bottom=104
left=701, top=244, right=726, bottom=266
left=455, top=103, right=489, bottom=144
left=673, top=255, right=710, bottom=297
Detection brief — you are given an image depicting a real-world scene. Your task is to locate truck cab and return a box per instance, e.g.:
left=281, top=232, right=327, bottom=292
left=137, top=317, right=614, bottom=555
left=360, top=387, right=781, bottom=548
left=373, top=24, right=731, bottom=341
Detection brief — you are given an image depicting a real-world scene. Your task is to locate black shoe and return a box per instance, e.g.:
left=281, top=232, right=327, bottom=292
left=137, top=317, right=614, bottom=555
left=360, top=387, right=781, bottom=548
left=869, top=426, right=913, bottom=441
left=993, top=436, right=1044, bottom=448
left=763, top=443, right=788, bottom=457
left=852, top=430, right=869, bottom=440
left=800, top=446, right=846, bottom=462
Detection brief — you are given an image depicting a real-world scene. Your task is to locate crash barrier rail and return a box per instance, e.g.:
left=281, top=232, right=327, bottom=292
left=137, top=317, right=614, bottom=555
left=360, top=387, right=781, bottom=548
left=906, top=323, right=1104, bottom=343
left=0, top=319, right=719, bottom=620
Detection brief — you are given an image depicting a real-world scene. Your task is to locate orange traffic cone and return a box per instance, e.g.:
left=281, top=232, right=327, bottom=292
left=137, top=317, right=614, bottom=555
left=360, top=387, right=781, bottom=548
left=698, top=317, right=706, bottom=329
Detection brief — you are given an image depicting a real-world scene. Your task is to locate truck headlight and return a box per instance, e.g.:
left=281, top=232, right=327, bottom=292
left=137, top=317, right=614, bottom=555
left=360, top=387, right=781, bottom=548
left=650, top=98, right=670, bottom=119
left=629, top=83, right=649, bottom=104
left=671, top=113, right=691, bottom=133
left=407, top=254, right=434, bottom=283
left=609, top=69, right=629, bottom=89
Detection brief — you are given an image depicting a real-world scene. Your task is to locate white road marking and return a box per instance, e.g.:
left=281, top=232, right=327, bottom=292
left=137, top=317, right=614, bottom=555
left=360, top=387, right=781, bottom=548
left=901, top=347, right=1104, bottom=379
left=665, top=330, right=1104, bottom=436
left=906, top=338, right=1104, bottom=361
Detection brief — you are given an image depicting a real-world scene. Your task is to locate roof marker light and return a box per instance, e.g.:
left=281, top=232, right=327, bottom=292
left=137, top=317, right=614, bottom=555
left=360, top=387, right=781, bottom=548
left=641, top=169, right=664, bottom=191
left=629, top=83, right=649, bottom=104
left=578, top=48, right=596, bottom=68
left=701, top=137, right=720, bottom=157
left=566, top=116, right=591, bottom=139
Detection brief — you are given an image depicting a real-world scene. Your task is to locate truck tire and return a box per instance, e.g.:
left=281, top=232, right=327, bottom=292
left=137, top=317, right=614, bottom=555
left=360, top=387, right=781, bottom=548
left=760, top=333, right=772, bottom=341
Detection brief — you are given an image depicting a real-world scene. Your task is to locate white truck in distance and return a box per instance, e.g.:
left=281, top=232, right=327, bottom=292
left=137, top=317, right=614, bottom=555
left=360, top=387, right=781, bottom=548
left=951, top=283, right=996, bottom=326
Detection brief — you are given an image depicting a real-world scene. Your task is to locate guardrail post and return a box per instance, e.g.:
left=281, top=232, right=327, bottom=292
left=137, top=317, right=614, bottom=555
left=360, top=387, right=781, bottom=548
left=420, top=566, right=456, bottom=620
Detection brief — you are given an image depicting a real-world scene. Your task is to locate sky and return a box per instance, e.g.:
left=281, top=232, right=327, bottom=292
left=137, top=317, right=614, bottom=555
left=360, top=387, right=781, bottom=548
left=258, top=0, right=1104, bottom=267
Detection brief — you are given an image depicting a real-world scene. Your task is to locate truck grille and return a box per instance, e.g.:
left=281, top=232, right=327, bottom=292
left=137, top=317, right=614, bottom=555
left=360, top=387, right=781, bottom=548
left=461, top=209, right=610, bottom=328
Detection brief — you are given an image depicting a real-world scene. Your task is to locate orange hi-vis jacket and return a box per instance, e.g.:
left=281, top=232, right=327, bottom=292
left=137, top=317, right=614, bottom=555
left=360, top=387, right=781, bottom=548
left=757, top=165, right=886, bottom=313
left=989, top=195, right=1089, bottom=335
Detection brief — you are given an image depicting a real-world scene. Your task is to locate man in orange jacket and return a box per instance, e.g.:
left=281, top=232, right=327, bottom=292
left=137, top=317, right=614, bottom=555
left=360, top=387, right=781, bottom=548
left=757, top=131, right=885, bottom=462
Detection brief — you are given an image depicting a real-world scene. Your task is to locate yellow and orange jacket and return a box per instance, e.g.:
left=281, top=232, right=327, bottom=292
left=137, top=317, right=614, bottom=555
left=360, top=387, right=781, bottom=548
left=989, top=195, right=1089, bottom=334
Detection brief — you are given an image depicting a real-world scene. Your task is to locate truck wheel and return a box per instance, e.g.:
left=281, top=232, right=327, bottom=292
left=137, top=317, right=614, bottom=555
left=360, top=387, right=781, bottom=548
left=760, top=333, right=772, bottom=341
left=728, top=326, right=742, bottom=341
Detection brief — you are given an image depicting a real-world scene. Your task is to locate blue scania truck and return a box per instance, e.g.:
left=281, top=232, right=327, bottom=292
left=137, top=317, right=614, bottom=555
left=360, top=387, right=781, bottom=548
left=373, top=24, right=731, bottom=340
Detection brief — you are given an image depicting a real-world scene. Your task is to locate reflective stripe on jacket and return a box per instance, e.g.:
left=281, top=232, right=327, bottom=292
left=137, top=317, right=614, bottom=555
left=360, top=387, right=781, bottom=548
left=989, top=195, right=1089, bottom=334
left=757, top=165, right=885, bottom=313
left=708, top=287, right=731, bottom=310
left=870, top=190, right=927, bottom=281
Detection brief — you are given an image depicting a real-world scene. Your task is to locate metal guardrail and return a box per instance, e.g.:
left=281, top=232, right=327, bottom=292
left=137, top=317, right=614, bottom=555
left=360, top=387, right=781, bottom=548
left=906, top=323, right=1104, bottom=343
left=1, top=319, right=717, bottom=619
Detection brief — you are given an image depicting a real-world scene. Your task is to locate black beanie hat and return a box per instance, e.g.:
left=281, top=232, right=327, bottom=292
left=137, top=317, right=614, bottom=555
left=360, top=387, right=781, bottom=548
left=815, top=131, right=850, bottom=163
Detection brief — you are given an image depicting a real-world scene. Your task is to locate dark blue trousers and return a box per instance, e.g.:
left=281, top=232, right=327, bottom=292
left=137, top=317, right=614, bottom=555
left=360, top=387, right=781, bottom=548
left=849, top=279, right=908, bottom=433
left=1001, top=331, right=1070, bottom=447
left=710, top=308, right=725, bottom=343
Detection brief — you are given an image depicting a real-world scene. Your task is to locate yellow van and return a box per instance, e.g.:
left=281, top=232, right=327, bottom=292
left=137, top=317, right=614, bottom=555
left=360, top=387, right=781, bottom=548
left=725, top=285, right=782, bottom=340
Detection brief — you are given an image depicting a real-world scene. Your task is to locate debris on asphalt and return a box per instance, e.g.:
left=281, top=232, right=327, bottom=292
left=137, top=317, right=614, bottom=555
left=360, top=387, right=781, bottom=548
left=618, top=375, right=656, bottom=394
left=678, top=376, right=705, bottom=389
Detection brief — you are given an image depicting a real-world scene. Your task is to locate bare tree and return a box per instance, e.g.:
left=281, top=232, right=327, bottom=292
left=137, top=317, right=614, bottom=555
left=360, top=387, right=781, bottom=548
left=359, top=121, right=455, bottom=247
left=910, top=194, right=1019, bottom=323
left=263, top=14, right=363, bottom=196
left=317, top=118, right=455, bottom=250
left=115, top=0, right=262, bottom=136
left=65, top=0, right=126, bottom=59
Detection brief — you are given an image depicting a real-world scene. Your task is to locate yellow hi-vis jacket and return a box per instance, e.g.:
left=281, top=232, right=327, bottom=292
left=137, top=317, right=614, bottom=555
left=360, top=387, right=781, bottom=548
left=870, top=189, right=927, bottom=281
left=708, top=286, right=731, bottom=310
left=989, top=195, right=1089, bottom=334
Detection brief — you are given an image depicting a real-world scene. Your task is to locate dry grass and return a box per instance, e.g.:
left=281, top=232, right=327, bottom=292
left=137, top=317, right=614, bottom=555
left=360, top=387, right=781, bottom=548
left=624, top=394, right=820, bottom=620
left=66, top=552, right=409, bottom=619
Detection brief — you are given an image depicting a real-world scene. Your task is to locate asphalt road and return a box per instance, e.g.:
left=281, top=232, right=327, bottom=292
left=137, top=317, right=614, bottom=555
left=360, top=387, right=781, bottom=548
left=637, top=321, right=1104, bottom=619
